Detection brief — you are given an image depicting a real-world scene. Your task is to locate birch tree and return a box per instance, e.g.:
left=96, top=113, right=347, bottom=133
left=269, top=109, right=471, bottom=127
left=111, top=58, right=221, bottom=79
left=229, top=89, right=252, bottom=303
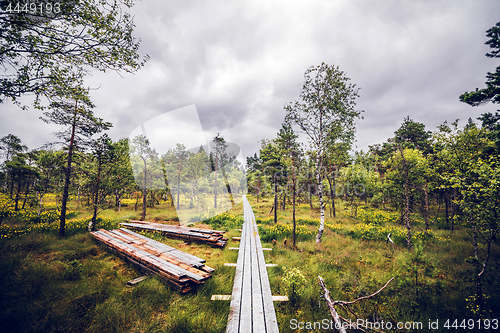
left=285, top=63, right=362, bottom=243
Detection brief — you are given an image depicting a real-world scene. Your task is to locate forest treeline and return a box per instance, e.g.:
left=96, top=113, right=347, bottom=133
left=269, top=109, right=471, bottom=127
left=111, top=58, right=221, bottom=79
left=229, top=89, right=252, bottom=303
left=0, top=133, right=246, bottom=230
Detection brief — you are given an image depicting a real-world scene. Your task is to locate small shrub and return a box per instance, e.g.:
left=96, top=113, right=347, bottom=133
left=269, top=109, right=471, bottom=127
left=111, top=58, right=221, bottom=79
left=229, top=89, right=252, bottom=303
left=282, top=266, right=307, bottom=306
left=62, top=260, right=82, bottom=280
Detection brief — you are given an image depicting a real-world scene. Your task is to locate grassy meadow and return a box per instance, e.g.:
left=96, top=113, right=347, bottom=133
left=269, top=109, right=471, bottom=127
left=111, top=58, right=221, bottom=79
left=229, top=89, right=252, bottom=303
left=0, top=193, right=499, bottom=332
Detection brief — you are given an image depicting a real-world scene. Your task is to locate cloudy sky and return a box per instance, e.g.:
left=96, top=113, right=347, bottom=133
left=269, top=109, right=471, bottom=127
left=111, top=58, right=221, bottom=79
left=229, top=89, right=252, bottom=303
left=1, top=0, right=499, bottom=159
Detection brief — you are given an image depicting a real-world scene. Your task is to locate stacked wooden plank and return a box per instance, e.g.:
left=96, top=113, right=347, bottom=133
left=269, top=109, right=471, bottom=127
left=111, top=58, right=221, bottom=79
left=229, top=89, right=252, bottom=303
left=120, top=221, right=228, bottom=247
left=91, top=228, right=214, bottom=293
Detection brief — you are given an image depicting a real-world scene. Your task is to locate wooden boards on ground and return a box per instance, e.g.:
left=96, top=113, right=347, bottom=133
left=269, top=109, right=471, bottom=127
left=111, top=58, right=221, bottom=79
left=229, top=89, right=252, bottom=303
left=91, top=228, right=213, bottom=293
left=121, top=221, right=227, bottom=247
left=226, top=196, right=279, bottom=333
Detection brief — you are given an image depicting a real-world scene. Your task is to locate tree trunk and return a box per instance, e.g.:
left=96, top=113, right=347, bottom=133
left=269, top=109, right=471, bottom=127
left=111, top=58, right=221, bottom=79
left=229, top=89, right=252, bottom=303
left=400, top=149, right=412, bottom=249
left=282, top=192, right=286, bottom=211
left=60, top=102, right=78, bottom=237
left=444, top=191, right=449, bottom=227
left=292, top=160, right=297, bottom=248
left=91, top=154, right=102, bottom=231
left=22, top=176, right=31, bottom=210
left=316, top=159, right=325, bottom=244
left=309, top=185, right=313, bottom=209
left=273, top=179, right=278, bottom=223
left=450, top=188, right=456, bottom=232
left=214, top=153, right=218, bottom=209
left=117, top=190, right=122, bottom=212
left=177, top=152, right=182, bottom=210
left=14, top=176, right=21, bottom=211
left=424, top=179, right=429, bottom=233
left=327, top=176, right=336, bottom=218
left=37, top=191, right=43, bottom=216
left=76, top=185, right=81, bottom=211
left=141, top=158, right=147, bottom=220
left=221, top=166, right=235, bottom=207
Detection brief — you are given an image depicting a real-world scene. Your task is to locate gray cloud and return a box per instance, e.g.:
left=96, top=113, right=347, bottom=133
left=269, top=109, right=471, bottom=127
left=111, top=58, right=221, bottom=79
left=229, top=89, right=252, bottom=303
left=1, top=0, right=499, bottom=159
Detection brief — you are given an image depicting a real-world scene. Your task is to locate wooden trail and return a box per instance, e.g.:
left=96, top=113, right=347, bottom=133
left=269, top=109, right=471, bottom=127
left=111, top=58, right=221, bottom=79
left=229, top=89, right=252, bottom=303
left=226, top=196, right=279, bottom=333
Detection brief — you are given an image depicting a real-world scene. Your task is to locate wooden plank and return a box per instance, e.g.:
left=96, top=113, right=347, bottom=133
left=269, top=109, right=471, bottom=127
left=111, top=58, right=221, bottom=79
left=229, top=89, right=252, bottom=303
left=226, top=219, right=246, bottom=333
left=127, top=276, right=148, bottom=286
left=122, top=222, right=212, bottom=239
left=211, top=295, right=232, bottom=301
left=213, top=295, right=289, bottom=301
left=250, top=208, right=266, bottom=333
left=122, top=222, right=226, bottom=246
left=127, top=220, right=226, bottom=235
left=226, top=196, right=279, bottom=332
left=200, top=265, right=215, bottom=273
left=118, top=228, right=207, bottom=266
left=239, top=211, right=253, bottom=331
left=108, top=229, right=144, bottom=244
left=94, top=231, right=186, bottom=281
left=247, top=199, right=279, bottom=333
left=157, top=252, right=211, bottom=279
left=94, top=230, right=207, bottom=283
left=94, top=238, right=194, bottom=293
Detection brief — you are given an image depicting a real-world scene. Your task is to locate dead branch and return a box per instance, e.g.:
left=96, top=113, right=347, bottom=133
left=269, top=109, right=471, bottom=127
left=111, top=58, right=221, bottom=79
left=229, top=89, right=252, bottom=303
left=386, top=233, right=395, bottom=250
left=336, top=277, right=394, bottom=306
left=318, top=276, right=347, bottom=333
left=318, top=276, right=395, bottom=332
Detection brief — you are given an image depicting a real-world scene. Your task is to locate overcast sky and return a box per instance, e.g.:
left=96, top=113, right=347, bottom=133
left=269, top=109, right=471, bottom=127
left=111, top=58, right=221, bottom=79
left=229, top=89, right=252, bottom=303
left=1, top=0, right=499, bottom=160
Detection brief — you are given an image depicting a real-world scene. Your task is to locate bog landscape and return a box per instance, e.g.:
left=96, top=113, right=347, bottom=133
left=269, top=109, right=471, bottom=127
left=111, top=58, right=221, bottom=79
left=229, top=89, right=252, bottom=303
left=1, top=1, right=500, bottom=332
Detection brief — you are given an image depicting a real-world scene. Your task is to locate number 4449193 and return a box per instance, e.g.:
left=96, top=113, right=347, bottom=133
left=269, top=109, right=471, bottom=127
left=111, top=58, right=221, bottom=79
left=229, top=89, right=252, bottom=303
left=444, top=319, right=498, bottom=330
left=3, top=2, right=61, bottom=14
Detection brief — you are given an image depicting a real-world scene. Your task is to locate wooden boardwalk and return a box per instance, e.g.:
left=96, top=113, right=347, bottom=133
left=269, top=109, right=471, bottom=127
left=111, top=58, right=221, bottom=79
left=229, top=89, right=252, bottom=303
left=226, top=196, right=279, bottom=333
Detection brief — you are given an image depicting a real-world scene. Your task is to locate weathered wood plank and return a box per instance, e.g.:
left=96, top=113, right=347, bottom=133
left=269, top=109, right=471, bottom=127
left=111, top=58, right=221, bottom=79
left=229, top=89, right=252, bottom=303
left=93, top=230, right=207, bottom=283
left=250, top=203, right=279, bottom=333
left=211, top=295, right=232, bottom=301
left=226, top=221, right=247, bottom=332
left=239, top=211, right=253, bottom=331
left=127, top=276, right=148, bottom=286
left=94, top=231, right=189, bottom=280
left=250, top=209, right=266, bottom=333
left=127, top=220, right=225, bottom=235
left=225, top=196, right=279, bottom=332
left=93, top=238, right=193, bottom=293
left=121, top=222, right=224, bottom=244
left=118, top=228, right=206, bottom=266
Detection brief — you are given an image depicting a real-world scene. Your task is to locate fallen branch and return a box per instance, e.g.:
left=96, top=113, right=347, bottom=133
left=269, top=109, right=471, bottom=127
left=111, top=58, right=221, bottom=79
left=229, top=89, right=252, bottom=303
left=335, top=277, right=394, bottom=306
left=318, top=276, right=395, bottom=332
left=386, top=233, right=395, bottom=250
left=318, top=276, right=347, bottom=333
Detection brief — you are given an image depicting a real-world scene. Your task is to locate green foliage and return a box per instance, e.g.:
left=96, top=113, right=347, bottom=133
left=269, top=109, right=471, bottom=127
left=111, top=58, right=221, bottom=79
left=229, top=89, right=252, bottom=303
left=203, top=212, right=243, bottom=231
left=1, top=0, right=148, bottom=105
left=259, top=223, right=315, bottom=242
left=284, top=62, right=363, bottom=242
left=62, top=260, right=83, bottom=280
left=0, top=216, right=119, bottom=239
left=281, top=266, right=307, bottom=305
